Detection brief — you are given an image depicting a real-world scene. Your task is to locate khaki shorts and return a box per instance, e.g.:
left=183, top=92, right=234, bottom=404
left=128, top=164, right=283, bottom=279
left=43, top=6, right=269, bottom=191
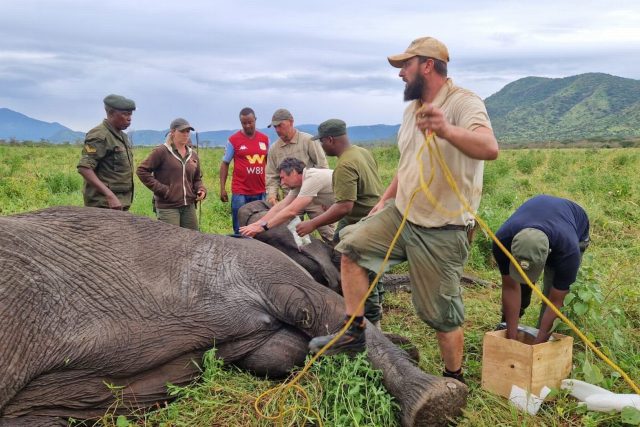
left=335, top=200, right=469, bottom=332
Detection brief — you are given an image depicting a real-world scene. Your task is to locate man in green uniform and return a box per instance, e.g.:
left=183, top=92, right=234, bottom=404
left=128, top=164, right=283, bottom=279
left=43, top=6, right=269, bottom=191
left=77, top=94, right=136, bottom=210
left=295, top=119, right=385, bottom=327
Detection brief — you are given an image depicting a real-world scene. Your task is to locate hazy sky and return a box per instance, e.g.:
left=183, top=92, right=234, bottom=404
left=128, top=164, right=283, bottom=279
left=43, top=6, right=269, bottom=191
left=1, top=0, right=639, bottom=132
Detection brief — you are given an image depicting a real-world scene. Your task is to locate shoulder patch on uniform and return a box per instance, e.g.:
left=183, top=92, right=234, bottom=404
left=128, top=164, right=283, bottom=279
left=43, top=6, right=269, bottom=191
left=84, top=144, right=97, bottom=153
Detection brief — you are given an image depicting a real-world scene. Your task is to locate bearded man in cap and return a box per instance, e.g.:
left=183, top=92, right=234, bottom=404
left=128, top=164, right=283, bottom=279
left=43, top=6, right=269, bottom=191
left=264, top=108, right=328, bottom=207
left=310, top=37, right=498, bottom=384
left=77, top=94, right=136, bottom=210
left=493, top=195, right=590, bottom=344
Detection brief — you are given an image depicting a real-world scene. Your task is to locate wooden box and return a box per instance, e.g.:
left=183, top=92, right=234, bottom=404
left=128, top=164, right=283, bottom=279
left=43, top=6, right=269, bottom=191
left=481, top=329, right=573, bottom=398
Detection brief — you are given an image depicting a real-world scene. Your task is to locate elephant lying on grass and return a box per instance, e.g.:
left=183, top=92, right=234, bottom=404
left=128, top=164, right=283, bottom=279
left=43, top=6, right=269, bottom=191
left=0, top=207, right=467, bottom=426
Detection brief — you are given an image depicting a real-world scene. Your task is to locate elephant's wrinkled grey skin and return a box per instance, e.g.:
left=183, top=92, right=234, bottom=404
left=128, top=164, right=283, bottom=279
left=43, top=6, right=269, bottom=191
left=238, top=200, right=421, bottom=297
left=237, top=200, right=342, bottom=293
left=0, top=207, right=467, bottom=427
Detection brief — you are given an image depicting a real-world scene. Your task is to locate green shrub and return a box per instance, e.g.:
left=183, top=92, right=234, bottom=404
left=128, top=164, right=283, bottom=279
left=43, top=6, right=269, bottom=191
left=43, top=172, right=83, bottom=194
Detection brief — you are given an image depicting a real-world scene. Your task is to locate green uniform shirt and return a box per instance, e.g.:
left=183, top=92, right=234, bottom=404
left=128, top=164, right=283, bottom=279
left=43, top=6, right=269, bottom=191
left=333, top=145, right=383, bottom=225
left=77, top=120, right=134, bottom=208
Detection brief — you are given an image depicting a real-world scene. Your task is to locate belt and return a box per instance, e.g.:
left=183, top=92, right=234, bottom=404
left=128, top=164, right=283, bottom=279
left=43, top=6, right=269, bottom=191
left=413, top=222, right=473, bottom=232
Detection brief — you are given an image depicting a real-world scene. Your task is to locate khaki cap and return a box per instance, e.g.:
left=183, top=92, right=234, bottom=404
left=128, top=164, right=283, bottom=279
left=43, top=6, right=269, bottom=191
left=268, top=108, right=293, bottom=127
left=387, top=37, right=450, bottom=68
left=509, top=228, right=550, bottom=284
left=103, top=94, right=136, bottom=111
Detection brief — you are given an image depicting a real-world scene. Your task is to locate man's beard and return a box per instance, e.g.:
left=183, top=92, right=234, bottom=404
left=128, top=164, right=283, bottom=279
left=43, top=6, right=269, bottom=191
left=404, top=72, right=425, bottom=101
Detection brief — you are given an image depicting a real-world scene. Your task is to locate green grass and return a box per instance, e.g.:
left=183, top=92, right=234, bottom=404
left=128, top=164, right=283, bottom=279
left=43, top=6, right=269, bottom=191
left=2, top=144, right=640, bottom=426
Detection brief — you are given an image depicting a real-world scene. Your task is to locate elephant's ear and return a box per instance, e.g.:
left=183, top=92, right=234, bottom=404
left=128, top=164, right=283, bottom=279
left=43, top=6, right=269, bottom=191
left=237, top=200, right=271, bottom=226
left=301, top=241, right=342, bottom=294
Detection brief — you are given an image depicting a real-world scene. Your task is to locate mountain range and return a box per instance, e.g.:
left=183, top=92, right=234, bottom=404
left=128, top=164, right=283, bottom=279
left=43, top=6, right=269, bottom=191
left=2, top=73, right=639, bottom=145
left=0, top=108, right=398, bottom=146
left=127, top=124, right=400, bottom=147
left=485, top=72, right=640, bottom=142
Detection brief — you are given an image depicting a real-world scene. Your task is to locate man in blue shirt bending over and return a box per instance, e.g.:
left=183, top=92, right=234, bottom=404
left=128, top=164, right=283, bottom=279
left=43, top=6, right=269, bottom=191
left=492, top=195, right=590, bottom=344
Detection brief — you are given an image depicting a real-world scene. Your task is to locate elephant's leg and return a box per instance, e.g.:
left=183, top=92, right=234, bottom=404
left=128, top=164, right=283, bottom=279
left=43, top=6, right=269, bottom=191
left=2, top=351, right=204, bottom=420
left=226, top=326, right=309, bottom=378
left=364, top=328, right=467, bottom=427
left=0, top=415, right=67, bottom=426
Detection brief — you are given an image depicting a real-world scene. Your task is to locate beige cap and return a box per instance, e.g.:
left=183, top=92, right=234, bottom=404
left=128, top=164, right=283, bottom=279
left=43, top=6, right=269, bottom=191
left=387, top=37, right=450, bottom=68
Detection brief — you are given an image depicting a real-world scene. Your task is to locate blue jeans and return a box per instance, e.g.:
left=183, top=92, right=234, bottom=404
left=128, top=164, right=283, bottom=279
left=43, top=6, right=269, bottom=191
left=231, top=193, right=266, bottom=234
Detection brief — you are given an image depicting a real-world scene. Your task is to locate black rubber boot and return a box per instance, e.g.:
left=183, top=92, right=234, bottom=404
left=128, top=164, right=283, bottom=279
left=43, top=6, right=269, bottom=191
left=443, top=367, right=465, bottom=384
left=308, top=319, right=366, bottom=356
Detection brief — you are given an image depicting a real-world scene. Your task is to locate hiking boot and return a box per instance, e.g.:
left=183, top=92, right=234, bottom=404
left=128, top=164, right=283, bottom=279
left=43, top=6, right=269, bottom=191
left=443, top=367, right=465, bottom=384
left=308, top=320, right=366, bottom=356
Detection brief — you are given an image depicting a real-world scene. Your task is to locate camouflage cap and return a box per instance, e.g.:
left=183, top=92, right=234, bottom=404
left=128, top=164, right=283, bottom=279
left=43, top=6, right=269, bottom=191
left=103, top=94, right=136, bottom=111
left=312, top=119, right=347, bottom=140
left=268, top=108, right=293, bottom=127
left=170, top=117, right=195, bottom=131
left=509, top=228, right=550, bottom=284
left=387, top=37, right=450, bottom=68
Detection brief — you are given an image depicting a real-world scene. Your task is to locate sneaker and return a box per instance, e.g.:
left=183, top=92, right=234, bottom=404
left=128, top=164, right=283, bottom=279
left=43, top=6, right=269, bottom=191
left=308, top=320, right=366, bottom=356
left=443, top=368, right=465, bottom=384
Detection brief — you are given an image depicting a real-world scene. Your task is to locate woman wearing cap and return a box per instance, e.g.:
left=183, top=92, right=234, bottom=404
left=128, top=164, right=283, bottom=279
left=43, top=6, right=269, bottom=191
left=137, top=118, right=207, bottom=230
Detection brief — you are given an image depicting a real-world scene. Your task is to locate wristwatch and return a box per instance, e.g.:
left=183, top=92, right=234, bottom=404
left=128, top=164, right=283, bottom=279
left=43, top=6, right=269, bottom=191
left=259, top=221, right=269, bottom=231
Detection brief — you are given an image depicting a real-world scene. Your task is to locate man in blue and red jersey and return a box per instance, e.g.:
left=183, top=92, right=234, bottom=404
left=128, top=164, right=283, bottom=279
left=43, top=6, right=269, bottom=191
left=220, top=107, right=270, bottom=234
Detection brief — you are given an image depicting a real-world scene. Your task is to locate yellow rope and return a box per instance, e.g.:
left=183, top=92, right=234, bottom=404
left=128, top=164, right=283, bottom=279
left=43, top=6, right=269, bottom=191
left=255, top=129, right=639, bottom=424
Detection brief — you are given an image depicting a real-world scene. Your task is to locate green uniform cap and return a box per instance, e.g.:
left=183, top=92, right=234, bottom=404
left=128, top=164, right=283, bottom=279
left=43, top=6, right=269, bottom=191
left=509, top=228, right=550, bottom=284
left=103, top=94, right=136, bottom=111
left=312, top=119, right=347, bottom=140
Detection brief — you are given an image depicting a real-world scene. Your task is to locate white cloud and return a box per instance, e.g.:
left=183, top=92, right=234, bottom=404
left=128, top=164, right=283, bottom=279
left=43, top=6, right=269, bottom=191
left=0, top=0, right=639, bottom=131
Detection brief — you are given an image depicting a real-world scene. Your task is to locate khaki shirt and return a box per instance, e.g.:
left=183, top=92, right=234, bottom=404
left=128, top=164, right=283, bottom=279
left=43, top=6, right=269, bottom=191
left=265, top=130, right=328, bottom=199
left=395, top=79, right=492, bottom=227
left=333, top=145, right=382, bottom=225
left=289, top=168, right=335, bottom=212
left=77, top=120, right=134, bottom=208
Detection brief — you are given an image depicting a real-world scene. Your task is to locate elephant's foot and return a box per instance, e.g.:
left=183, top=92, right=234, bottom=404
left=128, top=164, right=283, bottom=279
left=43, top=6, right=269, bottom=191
left=402, top=376, right=467, bottom=427
left=364, top=329, right=468, bottom=427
